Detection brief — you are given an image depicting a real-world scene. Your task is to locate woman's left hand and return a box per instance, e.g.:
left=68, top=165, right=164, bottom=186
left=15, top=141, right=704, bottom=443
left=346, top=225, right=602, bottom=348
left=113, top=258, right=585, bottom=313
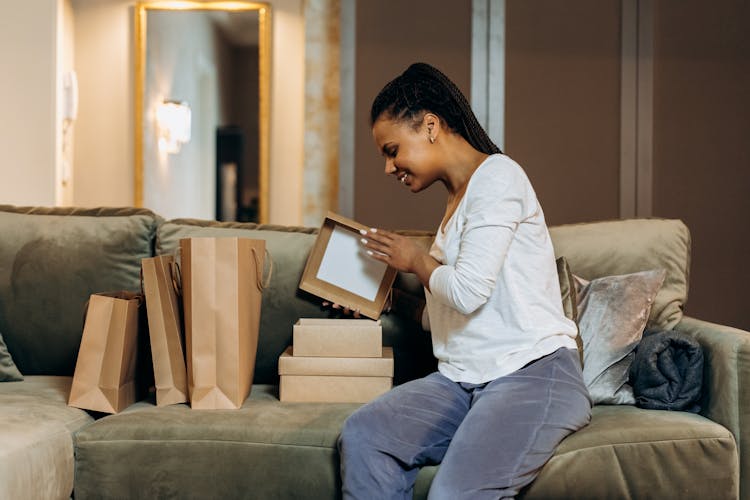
left=359, top=228, right=425, bottom=273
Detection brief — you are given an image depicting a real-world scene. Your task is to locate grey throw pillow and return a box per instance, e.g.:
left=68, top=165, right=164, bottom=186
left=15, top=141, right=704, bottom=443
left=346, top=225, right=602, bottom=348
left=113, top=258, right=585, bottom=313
left=575, top=269, right=666, bottom=405
left=0, top=331, right=23, bottom=382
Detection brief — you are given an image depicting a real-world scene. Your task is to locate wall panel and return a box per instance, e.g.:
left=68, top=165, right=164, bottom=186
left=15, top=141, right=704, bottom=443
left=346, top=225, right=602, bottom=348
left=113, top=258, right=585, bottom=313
left=354, top=0, right=472, bottom=231
left=505, top=0, right=622, bottom=226
left=651, top=0, right=750, bottom=329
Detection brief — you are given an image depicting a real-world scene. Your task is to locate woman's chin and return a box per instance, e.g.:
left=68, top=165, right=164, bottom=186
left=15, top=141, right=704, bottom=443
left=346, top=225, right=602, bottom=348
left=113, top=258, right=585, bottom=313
left=408, top=179, right=434, bottom=193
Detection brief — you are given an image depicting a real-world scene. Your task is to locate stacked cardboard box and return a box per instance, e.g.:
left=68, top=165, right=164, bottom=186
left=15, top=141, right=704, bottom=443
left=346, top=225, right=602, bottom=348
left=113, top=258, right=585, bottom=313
left=279, top=318, right=394, bottom=403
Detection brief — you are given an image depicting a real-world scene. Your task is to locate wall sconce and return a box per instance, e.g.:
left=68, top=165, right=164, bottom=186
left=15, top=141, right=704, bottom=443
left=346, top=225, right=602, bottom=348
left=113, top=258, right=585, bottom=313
left=156, top=100, right=191, bottom=154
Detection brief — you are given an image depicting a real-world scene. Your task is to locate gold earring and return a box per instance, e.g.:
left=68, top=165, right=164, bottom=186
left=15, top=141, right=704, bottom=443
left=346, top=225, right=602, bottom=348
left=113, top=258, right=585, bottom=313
left=429, top=136, right=435, bottom=144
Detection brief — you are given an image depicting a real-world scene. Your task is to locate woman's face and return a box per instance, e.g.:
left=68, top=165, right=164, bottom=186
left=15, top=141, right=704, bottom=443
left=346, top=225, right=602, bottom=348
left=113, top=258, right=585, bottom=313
left=372, top=114, right=442, bottom=193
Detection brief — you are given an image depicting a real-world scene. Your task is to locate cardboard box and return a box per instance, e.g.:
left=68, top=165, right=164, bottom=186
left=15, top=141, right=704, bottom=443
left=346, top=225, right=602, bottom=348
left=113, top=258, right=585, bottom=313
left=293, top=318, right=382, bottom=358
left=279, top=346, right=394, bottom=376
left=278, top=346, right=394, bottom=403
left=299, top=212, right=398, bottom=319
left=279, top=375, right=392, bottom=403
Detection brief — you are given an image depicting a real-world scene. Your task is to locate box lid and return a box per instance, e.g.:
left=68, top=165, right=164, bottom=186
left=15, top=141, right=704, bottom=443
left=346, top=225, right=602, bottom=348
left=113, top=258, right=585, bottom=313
left=278, top=346, right=394, bottom=377
left=295, top=318, right=381, bottom=327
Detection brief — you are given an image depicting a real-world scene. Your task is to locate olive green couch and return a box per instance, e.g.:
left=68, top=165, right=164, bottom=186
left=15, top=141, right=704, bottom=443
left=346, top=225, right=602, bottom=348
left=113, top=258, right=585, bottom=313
left=0, top=205, right=746, bottom=499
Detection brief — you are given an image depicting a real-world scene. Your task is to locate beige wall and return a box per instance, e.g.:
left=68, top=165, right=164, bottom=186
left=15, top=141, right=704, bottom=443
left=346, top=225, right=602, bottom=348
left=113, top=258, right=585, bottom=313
left=651, top=0, right=750, bottom=329
left=0, top=0, right=58, bottom=206
left=71, top=0, right=134, bottom=207
left=354, top=0, right=473, bottom=231
left=57, top=0, right=76, bottom=206
left=267, top=0, right=305, bottom=225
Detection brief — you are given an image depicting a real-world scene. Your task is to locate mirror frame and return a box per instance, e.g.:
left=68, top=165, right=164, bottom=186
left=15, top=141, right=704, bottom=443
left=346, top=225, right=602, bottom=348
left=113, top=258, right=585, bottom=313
left=134, top=0, right=272, bottom=223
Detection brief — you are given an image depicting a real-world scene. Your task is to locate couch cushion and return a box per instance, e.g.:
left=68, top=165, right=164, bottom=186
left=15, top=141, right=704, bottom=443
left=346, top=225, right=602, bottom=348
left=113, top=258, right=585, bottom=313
left=549, top=218, right=690, bottom=330
left=75, top=388, right=736, bottom=500
left=75, top=385, right=355, bottom=499
left=0, top=376, right=94, bottom=500
left=157, top=220, right=435, bottom=385
left=416, top=405, right=737, bottom=499
left=0, top=206, right=160, bottom=375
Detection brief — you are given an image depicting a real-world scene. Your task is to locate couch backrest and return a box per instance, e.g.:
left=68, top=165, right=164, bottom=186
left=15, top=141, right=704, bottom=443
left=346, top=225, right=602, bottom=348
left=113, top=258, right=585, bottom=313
left=549, top=218, right=690, bottom=330
left=156, top=220, right=436, bottom=386
left=0, top=208, right=689, bottom=384
left=114, top=216, right=695, bottom=386
left=0, top=206, right=160, bottom=375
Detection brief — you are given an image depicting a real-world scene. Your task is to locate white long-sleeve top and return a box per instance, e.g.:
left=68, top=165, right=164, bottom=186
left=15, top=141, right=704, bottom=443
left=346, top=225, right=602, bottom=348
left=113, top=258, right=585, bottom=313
left=425, top=154, right=578, bottom=383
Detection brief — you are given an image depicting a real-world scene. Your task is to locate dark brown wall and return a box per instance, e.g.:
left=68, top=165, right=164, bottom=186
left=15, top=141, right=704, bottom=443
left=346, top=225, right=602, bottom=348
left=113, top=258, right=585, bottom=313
left=505, top=0, right=622, bottom=226
left=354, top=0, right=472, bottom=231
left=651, top=0, right=750, bottom=329
left=352, top=0, right=750, bottom=329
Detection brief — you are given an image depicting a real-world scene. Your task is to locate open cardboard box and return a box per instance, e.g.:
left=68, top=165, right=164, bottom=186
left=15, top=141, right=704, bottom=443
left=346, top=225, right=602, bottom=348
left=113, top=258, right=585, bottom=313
left=299, top=212, right=398, bottom=319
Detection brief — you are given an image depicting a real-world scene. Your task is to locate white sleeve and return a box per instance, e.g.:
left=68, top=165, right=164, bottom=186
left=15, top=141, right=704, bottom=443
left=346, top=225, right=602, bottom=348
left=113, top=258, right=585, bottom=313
left=421, top=304, right=431, bottom=331
left=428, top=162, right=530, bottom=315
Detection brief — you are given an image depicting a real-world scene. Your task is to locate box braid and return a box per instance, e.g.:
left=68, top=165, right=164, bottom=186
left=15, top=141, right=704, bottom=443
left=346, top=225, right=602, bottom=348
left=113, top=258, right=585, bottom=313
left=370, top=62, right=502, bottom=155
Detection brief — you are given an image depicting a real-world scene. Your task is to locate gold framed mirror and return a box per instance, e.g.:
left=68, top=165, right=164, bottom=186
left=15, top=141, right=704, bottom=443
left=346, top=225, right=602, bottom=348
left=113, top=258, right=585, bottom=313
left=134, top=0, right=271, bottom=223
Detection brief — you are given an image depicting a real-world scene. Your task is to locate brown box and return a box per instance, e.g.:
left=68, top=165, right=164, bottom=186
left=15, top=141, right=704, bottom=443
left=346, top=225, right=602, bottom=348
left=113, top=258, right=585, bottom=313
left=292, top=318, right=382, bottom=358
left=299, top=212, right=398, bottom=319
left=278, top=347, right=394, bottom=403
left=279, top=346, right=394, bottom=376
left=280, top=375, right=392, bottom=403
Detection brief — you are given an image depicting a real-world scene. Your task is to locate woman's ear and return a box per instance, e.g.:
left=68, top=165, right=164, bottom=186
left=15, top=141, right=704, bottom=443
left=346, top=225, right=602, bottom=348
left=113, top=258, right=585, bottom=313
left=423, top=113, right=441, bottom=143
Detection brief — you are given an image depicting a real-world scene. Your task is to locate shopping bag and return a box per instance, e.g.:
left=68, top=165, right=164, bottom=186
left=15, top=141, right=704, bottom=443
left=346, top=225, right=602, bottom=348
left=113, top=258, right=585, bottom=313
left=142, top=254, right=188, bottom=406
left=180, top=237, right=270, bottom=409
left=68, top=291, right=142, bottom=414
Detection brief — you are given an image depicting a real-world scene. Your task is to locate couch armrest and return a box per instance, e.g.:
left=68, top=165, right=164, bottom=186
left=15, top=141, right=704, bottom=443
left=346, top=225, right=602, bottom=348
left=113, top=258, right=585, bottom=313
left=675, top=316, right=750, bottom=499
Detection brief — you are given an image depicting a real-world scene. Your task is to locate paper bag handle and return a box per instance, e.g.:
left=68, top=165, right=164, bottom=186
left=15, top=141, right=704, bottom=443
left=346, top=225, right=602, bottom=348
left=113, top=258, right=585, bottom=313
left=140, top=256, right=182, bottom=297
left=169, top=260, right=182, bottom=297
left=252, top=247, right=274, bottom=291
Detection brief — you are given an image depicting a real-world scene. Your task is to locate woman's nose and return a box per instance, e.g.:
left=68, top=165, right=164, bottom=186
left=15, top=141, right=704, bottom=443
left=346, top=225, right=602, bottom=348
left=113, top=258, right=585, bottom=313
left=384, top=158, right=396, bottom=175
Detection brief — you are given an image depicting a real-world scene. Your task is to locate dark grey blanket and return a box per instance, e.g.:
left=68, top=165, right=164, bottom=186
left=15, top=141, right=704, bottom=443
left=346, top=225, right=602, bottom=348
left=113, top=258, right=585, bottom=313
left=629, top=329, right=704, bottom=413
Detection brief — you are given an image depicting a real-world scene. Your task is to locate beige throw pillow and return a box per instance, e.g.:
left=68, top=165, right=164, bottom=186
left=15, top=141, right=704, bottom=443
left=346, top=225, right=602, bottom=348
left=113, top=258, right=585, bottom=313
left=556, top=256, right=583, bottom=366
left=575, top=269, right=666, bottom=405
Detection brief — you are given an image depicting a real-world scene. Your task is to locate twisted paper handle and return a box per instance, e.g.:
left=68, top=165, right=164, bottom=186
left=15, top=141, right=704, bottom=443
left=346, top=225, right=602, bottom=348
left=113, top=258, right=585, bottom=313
left=251, top=247, right=274, bottom=291
left=169, top=259, right=182, bottom=297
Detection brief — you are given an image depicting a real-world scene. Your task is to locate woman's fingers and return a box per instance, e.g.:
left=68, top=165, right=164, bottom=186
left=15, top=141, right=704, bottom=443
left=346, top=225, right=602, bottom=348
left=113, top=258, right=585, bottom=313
left=323, top=301, right=361, bottom=318
left=366, top=250, right=390, bottom=264
left=361, top=238, right=390, bottom=256
left=359, top=227, right=394, bottom=243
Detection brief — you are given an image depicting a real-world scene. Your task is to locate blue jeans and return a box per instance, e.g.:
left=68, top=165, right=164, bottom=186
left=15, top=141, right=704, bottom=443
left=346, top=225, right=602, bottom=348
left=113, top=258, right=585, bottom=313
left=338, top=348, right=591, bottom=500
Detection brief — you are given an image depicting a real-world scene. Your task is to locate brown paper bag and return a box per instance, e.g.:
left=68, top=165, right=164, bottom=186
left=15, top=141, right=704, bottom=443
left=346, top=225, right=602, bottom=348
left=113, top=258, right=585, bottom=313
left=142, top=255, right=188, bottom=406
left=68, top=291, right=141, bottom=414
left=180, top=237, right=269, bottom=409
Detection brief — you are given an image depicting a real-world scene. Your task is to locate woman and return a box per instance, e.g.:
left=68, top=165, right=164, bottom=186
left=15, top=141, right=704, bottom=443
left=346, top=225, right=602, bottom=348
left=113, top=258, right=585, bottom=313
left=337, top=62, right=591, bottom=500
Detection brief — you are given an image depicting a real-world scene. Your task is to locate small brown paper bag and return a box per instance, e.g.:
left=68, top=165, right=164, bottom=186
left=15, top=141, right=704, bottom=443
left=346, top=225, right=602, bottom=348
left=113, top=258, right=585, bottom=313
left=180, top=237, right=270, bottom=410
left=142, top=255, right=188, bottom=406
left=68, top=291, right=141, bottom=414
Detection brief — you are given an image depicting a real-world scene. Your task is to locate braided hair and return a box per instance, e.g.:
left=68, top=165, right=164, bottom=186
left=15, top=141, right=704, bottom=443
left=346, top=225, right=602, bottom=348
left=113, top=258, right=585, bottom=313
left=370, top=62, right=502, bottom=155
